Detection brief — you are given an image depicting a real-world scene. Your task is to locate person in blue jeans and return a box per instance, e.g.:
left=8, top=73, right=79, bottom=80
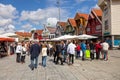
left=30, top=40, right=41, bottom=70
left=41, top=44, right=47, bottom=67
left=81, top=41, right=86, bottom=61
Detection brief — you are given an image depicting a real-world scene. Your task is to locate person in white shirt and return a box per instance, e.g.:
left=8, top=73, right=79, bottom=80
left=41, top=44, right=47, bottom=67
left=67, top=40, right=76, bottom=65
left=15, top=42, right=22, bottom=63
left=101, top=40, right=109, bottom=61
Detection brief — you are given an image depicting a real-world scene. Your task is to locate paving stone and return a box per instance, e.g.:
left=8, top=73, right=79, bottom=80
left=0, top=50, right=120, bottom=80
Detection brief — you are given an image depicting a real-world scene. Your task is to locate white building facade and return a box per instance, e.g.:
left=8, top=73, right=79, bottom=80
left=98, top=0, right=120, bottom=47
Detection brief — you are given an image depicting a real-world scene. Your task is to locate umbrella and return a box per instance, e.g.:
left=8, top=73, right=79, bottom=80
left=0, top=38, right=15, bottom=42
left=2, top=33, right=18, bottom=37
left=0, top=35, right=15, bottom=42
left=51, top=37, right=60, bottom=41
left=51, top=35, right=78, bottom=41
left=76, top=34, right=98, bottom=40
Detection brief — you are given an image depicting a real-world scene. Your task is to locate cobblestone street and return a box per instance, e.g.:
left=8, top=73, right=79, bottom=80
left=0, top=50, right=120, bottom=80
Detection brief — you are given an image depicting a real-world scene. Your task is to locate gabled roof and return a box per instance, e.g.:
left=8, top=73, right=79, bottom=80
left=91, top=8, right=102, bottom=23
left=57, top=21, right=67, bottom=30
left=89, top=14, right=95, bottom=19
left=74, top=13, right=89, bottom=20
left=15, top=32, right=31, bottom=37
left=35, top=30, right=43, bottom=35
left=68, top=18, right=77, bottom=27
left=92, top=8, right=102, bottom=16
left=47, top=27, right=56, bottom=34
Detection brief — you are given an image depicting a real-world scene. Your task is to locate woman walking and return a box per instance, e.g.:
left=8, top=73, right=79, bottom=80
left=21, top=43, right=27, bottom=63
left=41, top=44, right=47, bottom=67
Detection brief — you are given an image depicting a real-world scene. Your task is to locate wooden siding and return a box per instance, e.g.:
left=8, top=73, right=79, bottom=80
left=111, top=0, right=120, bottom=35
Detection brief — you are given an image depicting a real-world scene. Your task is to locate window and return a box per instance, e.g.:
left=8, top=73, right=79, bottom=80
left=79, top=31, right=83, bottom=35
left=79, top=24, right=82, bottom=28
left=87, top=28, right=90, bottom=32
left=96, top=25, right=101, bottom=31
left=104, top=6, right=108, bottom=16
left=104, top=20, right=108, bottom=30
left=49, top=35, right=50, bottom=39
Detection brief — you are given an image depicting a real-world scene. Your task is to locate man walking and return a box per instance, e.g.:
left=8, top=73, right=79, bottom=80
left=56, top=41, right=63, bottom=65
left=30, top=40, right=41, bottom=70
left=15, top=42, right=22, bottom=63
left=89, top=41, right=95, bottom=60
left=101, top=40, right=109, bottom=61
left=81, top=41, right=86, bottom=61
left=67, top=40, right=76, bottom=65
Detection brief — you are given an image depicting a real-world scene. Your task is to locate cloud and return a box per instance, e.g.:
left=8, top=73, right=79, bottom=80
left=0, top=3, right=18, bottom=19
left=7, top=24, right=15, bottom=29
left=77, top=6, right=90, bottom=13
left=0, top=28, right=5, bottom=34
left=46, top=18, right=58, bottom=27
left=2, top=24, right=15, bottom=33
left=30, top=28, right=36, bottom=31
left=20, top=7, right=69, bottom=27
left=0, top=19, right=12, bottom=27
left=22, top=24, right=33, bottom=30
left=0, top=3, right=18, bottom=34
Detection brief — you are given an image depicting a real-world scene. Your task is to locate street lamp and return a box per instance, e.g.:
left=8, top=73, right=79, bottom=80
left=57, top=0, right=60, bottom=21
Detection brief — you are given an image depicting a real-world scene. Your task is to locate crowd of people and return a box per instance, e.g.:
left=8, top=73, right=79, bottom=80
left=11, top=39, right=109, bottom=70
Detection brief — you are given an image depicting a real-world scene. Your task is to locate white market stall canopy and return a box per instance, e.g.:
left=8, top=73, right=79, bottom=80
left=76, top=34, right=98, bottom=40
left=2, top=33, right=18, bottom=37
left=51, top=35, right=78, bottom=41
left=51, top=34, right=98, bottom=41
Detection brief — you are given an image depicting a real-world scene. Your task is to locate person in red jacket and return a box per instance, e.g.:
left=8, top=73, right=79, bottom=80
left=76, top=43, right=81, bottom=59
left=95, top=40, right=102, bottom=59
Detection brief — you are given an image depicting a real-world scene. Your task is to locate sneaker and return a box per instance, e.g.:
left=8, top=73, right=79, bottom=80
left=104, top=59, right=108, bottom=61
left=31, top=67, right=34, bottom=70
left=61, top=63, right=64, bottom=65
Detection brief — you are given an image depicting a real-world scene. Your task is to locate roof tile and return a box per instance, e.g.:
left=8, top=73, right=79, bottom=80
left=75, top=13, right=89, bottom=20
left=92, top=8, right=102, bottom=16
left=15, top=32, right=31, bottom=37
left=68, top=18, right=77, bottom=27
left=35, top=30, right=43, bottom=35
left=57, top=22, right=67, bottom=30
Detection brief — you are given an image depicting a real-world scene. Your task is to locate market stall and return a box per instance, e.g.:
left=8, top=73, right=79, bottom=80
left=0, top=35, right=15, bottom=57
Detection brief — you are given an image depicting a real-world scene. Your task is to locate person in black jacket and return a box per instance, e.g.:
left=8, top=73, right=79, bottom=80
left=89, top=41, right=95, bottom=60
left=30, top=40, right=41, bottom=70
left=55, top=41, right=63, bottom=65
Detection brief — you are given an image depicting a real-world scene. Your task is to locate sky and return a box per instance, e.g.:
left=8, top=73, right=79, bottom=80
left=0, top=0, right=99, bottom=34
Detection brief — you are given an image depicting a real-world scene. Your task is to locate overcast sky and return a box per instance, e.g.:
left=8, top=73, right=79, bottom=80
left=0, top=0, right=99, bottom=33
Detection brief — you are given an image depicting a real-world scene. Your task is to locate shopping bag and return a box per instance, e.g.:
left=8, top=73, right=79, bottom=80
left=80, top=50, right=83, bottom=57
left=94, top=50, right=96, bottom=58
left=85, top=50, right=90, bottom=58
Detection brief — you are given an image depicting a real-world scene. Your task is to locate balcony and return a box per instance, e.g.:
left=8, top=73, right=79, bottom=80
left=98, top=0, right=107, bottom=8
left=98, top=0, right=104, bottom=6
